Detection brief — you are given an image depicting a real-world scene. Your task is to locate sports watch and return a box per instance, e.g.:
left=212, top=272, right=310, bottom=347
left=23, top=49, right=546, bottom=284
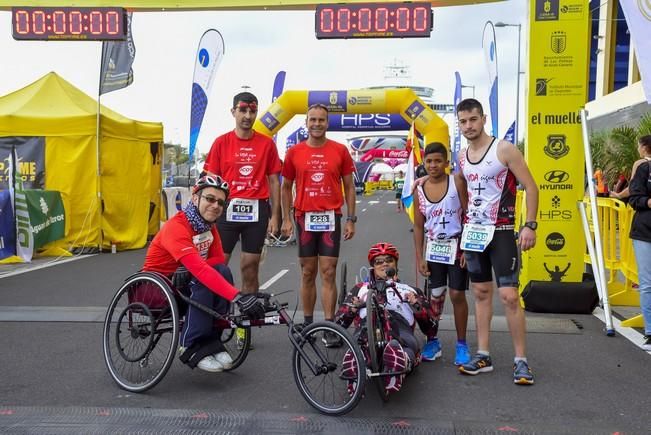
left=524, top=221, right=538, bottom=231
left=346, top=215, right=358, bottom=223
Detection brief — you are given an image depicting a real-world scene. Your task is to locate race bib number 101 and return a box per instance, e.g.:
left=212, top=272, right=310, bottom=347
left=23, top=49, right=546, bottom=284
left=226, top=199, right=259, bottom=222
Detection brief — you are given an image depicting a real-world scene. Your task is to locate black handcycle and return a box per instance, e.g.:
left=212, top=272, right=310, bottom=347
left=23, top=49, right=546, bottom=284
left=102, top=271, right=366, bottom=415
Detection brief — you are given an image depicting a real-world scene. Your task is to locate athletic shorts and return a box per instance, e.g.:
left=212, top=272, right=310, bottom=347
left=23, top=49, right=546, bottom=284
left=427, top=260, right=469, bottom=291
left=217, top=199, right=270, bottom=255
left=463, top=229, right=519, bottom=288
left=295, top=212, right=342, bottom=258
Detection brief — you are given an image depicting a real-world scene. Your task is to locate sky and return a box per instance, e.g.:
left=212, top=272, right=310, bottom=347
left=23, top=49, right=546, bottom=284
left=0, top=1, right=527, bottom=159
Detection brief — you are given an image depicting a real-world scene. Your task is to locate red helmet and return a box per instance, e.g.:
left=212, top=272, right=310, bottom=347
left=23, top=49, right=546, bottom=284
left=367, top=242, right=399, bottom=264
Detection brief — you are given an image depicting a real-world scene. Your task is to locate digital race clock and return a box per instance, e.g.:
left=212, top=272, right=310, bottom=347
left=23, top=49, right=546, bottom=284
left=12, top=7, right=127, bottom=41
left=315, top=2, right=432, bottom=39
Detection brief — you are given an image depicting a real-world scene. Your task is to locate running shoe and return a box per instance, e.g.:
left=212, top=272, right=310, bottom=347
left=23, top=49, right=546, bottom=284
left=214, top=351, right=234, bottom=370
left=458, top=353, right=493, bottom=375
left=513, top=360, right=535, bottom=385
left=322, top=330, right=344, bottom=348
left=421, top=338, right=442, bottom=361
left=643, top=335, right=651, bottom=351
left=196, top=355, right=224, bottom=373
left=454, top=342, right=471, bottom=366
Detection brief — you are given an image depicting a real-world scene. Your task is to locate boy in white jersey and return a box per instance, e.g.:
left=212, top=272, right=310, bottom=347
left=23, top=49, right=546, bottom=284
left=413, top=143, right=471, bottom=365
left=454, top=99, right=538, bottom=385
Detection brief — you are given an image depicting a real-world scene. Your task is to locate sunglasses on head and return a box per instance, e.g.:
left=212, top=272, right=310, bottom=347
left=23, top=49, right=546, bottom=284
left=201, top=195, right=226, bottom=207
left=235, top=101, right=258, bottom=112
left=307, top=103, right=329, bottom=111
left=373, top=257, right=395, bottom=266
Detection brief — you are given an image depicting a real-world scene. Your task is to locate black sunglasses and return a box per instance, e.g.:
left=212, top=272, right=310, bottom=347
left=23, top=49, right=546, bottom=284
left=201, top=195, right=226, bottom=207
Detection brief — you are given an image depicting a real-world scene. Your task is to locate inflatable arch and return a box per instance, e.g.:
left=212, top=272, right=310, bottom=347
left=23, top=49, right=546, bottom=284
left=253, top=88, right=449, bottom=148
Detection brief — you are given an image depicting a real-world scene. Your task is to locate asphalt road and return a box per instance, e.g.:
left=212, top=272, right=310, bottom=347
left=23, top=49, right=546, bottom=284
left=0, top=190, right=649, bottom=434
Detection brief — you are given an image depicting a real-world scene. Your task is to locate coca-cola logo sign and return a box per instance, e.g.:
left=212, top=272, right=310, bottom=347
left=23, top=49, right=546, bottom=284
left=545, top=232, right=565, bottom=251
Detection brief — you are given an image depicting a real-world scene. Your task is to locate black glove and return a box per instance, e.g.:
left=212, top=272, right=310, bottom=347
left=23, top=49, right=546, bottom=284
left=235, top=293, right=265, bottom=319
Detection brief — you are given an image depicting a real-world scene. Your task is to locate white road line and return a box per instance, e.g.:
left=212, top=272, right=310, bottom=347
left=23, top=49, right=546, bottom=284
left=369, top=201, right=379, bottom=204
left=0, top=255, right=95, bottom=279
left=259, top=269, right=289, bottom=290
left=593, top=307, right=651, bottom=355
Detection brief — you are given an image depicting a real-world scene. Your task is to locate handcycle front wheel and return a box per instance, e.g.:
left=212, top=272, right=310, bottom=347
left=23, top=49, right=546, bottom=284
left=102, top=272, right=180, bottom=393
left=291, top=322, right=366, bottom=416
left=366, top=293, right=390, bottom=402
left=218, top=319, right=250, bottom=372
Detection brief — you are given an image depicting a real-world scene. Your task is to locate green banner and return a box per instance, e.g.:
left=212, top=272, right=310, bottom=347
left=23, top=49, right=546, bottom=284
left=24, top=190, right=65, bottom=249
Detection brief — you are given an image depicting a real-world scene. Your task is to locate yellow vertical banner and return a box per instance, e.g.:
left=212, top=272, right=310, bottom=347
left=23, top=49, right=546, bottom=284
left=521, top=0, right=590, bottom=288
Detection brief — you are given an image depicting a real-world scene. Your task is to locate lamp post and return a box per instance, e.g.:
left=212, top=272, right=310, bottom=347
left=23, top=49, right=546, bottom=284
left=495, top=21, right=522, bottom=146
left=461, top=84, right=476, bottom=98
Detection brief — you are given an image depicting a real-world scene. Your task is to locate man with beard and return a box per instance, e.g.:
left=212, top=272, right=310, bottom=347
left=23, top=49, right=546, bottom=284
left=454, top=98, right=538, bottom=385
left=280, top=103, right=356, bottom=347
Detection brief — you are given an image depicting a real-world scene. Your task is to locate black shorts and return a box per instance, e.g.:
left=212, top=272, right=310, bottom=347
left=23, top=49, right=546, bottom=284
left=463, top=229, right=519, bottom=288
left=427, top=259, right=469, bottom=291
left=295, top=212, right=342, bottom=258
left=217, top=199, right=270, bottom=255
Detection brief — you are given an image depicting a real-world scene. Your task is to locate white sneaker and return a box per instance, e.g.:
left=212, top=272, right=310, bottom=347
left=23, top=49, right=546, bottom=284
left=197, top=355, right=224, bottom=372
left=214, top=351, right=234, bottom=369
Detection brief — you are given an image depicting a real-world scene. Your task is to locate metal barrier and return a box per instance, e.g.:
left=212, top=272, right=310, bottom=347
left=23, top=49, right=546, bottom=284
left=583, top=196, right=642, bottom=327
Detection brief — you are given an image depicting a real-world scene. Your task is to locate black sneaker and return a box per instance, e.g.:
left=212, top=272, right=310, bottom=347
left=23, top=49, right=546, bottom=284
left=293, top=320, right=312, bottom=334
left=643, top=335, right=651, bottom=351
left=322, top=330, right=344, bottom=348
left=458, top=353, right=493, bottom=375
left=513, top=360, right=535, bottom=385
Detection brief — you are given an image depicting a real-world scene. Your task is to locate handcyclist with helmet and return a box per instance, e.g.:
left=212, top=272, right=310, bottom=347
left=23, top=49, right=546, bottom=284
left=336, top=242, right=438, bottom=394
left=142, top=176, right=266, bottom=373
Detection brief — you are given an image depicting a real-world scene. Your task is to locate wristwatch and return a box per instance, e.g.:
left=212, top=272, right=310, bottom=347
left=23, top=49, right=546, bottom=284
left=346, top=215, right=358, bottom=223
left=524, top=221, right=538, bottom=231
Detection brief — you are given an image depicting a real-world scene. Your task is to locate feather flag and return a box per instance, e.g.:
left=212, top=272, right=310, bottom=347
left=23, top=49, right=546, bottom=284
left=619, top=0, right=651, bottom=102
left=452, top=71, right=463, bottom=172
left=482, top=21, right=499, bottom=137
left=189, top=29, right=225, bottom=161
left=8, top=148, right=33, bottom=262
left=401, top=122, right=421, bottom=222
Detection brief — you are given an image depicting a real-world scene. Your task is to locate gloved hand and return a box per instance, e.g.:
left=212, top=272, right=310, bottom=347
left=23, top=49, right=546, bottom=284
left=234, top=293, right=265, bottom=319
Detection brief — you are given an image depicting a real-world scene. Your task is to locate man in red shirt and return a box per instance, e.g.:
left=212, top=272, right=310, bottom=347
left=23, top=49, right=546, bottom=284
left=203, top=92, right=282, bottom=297
left=281, top=103, right=357, bottom=346
left=143, top=176, right=265, bottom=372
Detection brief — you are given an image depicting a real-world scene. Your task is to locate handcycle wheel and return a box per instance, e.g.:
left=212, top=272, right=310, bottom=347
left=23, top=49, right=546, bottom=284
left=103, top=272, right=180, bottom=393
left=292, top=322, right=366, bottom=416
left=337, top=260, right=348, bottom=306
left=218, top=305, right=250, bottom=372
left=366, top=292, right=390, bottom=402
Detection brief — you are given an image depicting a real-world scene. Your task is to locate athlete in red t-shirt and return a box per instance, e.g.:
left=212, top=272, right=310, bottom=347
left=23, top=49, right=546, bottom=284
left=143, top=176, right=265, bottom=372
left=203, top=92, right=282, bottom=298
left=281, top=103, right=357, bottom=346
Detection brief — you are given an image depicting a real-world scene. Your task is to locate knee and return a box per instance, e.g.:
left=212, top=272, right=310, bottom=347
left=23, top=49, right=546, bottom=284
left=301, top=264, right=318, bottom=281
left=500, top=290, right=521, bottom=309
left=213, top=263, right=234, bottom=285
left=473, top=285, right=491, bottom=301
left=321, top=265, right=336, bottom=283
left=449, top=290, right=467, bottom=305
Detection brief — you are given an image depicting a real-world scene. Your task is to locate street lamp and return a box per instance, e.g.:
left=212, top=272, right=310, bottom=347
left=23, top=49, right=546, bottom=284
left=495, top=21, right=522, bottom=146
left=461, top=84, right=476, bottom=98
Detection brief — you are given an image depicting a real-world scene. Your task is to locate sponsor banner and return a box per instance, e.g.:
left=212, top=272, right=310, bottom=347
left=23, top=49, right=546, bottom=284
left=308, top=90, right=348, bottom=112
left=99, top=12, right=135, bottom=95
left=452, top=71, right=463, bottom=170
left=0, top=137, right=45, bottom=190
left=0, top=190, right=16, bottom=260
left=24, top=190, right=65, bottom=249
left=328, top=113, right=410, bottom=131
left=482, top=21, right=499, bottom=137
left=520, top=0, right=590, bottom=286
left=271, top=70, right=286, bottom=143
left=346, top=90, right=386, bottom=110
left=360, top=149, right=409, bottom=162
left=188, top=29, right=225, bottom=160
left=620, top=0, right=651, bottom=102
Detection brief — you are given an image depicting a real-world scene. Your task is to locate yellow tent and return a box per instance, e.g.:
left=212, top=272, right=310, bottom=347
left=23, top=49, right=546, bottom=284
left=0, top=72, right=163, bottom=252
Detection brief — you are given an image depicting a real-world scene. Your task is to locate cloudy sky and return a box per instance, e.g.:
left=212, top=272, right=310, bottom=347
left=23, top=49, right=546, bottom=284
left=0, top=1, right=527, bottom=157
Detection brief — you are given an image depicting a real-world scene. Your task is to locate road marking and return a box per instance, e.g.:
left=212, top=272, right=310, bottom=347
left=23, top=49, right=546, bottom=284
left=259, top=269, right=288, bottom=290
left=593, top=307, right=651, bottom=354
left=0, top=255, right=95, bottom=279
left=369, top=201, right=379, bottom=204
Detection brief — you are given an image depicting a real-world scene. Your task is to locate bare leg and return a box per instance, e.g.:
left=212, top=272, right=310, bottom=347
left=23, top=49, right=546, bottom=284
left=472, top=281, right=494, bottom=351
left=300, top=257, right=319, bottom=317
left=499, top=286, right=527, bottom=357
left=319, top=256, right=338, bottom=319
left=449, top=288, right=469, bottom=341
left=239, top=252, right=261, bottom=294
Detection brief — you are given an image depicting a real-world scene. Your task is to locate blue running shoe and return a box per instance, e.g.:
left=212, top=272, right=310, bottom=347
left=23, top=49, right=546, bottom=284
left=421, top=338, right=442, bottom=361
left=513, top=360, right=535, bottom=385
left=454, top=342, right=471, bottom=366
